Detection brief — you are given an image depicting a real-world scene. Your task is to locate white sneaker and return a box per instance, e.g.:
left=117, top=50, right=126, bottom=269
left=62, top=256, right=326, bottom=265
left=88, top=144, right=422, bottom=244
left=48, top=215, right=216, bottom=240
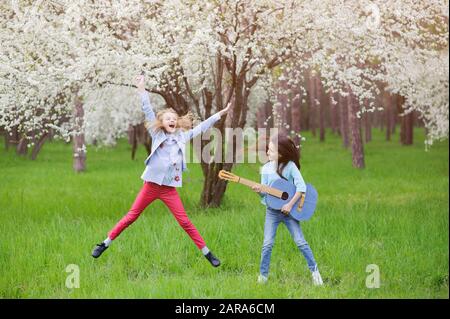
left=311, top=269, right=323, bottom=286
left=257, top=274, right=268, bottom=284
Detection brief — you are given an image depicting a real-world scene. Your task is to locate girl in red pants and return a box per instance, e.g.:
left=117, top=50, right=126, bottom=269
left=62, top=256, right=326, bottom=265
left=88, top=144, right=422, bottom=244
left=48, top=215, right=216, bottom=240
left=91, top=75, right=229, bottom=267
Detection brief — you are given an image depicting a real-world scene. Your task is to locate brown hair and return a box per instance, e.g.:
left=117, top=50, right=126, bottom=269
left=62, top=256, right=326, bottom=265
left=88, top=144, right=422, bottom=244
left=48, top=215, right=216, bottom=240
left=269, top=134, right=301, bottom=178
left=145, top=108, right=194, bottom=132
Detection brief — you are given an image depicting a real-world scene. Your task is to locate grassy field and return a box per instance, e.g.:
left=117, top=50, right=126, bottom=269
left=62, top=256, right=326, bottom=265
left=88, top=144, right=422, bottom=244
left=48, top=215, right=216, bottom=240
left=0, top=128, right=448, bottom=298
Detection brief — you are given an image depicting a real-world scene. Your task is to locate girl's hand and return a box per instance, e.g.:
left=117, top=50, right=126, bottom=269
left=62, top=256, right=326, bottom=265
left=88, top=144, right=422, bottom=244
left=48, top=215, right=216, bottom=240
left=251, top=185, right=262, bottom=193
left=218, top=102, right=231, bottom=117
left=136, top=74, right=146, bottom=93
left=281, top=203, right=293, bottom=215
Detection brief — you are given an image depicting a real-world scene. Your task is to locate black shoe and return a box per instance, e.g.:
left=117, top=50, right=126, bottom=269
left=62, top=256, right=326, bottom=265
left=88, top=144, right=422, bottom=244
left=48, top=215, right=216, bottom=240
left=92, top=243, right=108, bottom=258
left=205, top=251, right=221, bottom=267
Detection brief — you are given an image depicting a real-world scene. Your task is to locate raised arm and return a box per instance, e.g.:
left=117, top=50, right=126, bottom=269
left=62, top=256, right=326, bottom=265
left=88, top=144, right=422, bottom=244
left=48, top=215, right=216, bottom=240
left=136, top=75, right=156, bottom=136
left=139, top=91, right=156, bottom=123
left=183, top=113, right=220, bottom=141
left=183, top=103, right=231, bottom=141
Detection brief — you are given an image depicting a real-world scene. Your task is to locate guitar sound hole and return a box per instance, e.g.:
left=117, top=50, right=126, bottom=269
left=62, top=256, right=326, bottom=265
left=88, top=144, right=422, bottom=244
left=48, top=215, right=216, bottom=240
left=281, top=192, right=289, bottom=200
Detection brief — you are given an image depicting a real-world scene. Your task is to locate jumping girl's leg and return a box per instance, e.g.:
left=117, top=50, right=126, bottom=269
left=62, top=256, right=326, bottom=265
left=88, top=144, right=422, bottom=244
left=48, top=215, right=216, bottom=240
left=108, top=182, right=159, bottom=240
left=159, top=186, right=206, bottom=250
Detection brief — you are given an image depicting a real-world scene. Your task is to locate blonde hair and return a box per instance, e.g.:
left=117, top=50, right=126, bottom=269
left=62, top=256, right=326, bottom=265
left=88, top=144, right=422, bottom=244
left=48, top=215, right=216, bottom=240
left=145, top=108, right=194, bottom=132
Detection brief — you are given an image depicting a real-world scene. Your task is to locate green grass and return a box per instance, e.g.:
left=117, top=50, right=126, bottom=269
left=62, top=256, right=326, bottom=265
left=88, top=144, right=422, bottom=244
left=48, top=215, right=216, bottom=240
left=0, top=128, right=448, bottom=298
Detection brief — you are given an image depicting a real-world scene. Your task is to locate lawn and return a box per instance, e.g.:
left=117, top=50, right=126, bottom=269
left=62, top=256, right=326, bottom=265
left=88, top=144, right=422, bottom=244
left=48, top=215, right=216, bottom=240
left=0, top=128, right=448, bottom=298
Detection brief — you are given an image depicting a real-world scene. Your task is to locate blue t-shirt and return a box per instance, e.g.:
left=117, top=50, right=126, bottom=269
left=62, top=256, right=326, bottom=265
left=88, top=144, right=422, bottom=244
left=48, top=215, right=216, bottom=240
left=259, top=160, right=307, bottom=205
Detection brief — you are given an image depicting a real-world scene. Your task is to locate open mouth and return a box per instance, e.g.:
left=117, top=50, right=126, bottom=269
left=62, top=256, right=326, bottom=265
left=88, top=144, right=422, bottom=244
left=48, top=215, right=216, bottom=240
left=169, top=124, right=175, bottom=129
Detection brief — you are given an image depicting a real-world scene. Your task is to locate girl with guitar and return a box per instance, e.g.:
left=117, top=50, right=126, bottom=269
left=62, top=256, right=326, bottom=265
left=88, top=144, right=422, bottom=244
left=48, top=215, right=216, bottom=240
left=251, top=135, right=323, bottom=285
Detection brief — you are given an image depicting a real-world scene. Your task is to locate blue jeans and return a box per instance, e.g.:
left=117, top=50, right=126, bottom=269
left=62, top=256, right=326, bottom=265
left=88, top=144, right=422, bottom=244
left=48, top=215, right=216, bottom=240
left=260, top=207, right=318, bottom=277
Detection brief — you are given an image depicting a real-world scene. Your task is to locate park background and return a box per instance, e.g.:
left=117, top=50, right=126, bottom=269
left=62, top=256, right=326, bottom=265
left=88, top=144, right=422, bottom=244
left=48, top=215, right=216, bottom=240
left=0, top=0, right=448, bottom=298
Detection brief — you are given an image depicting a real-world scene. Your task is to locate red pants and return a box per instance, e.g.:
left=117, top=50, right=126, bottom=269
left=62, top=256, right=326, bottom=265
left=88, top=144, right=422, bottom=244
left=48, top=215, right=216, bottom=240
left=108, top=182, right=206, bottom=249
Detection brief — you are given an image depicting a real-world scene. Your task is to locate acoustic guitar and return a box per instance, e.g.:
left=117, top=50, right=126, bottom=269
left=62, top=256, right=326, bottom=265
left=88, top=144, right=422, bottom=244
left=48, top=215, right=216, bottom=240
left=218, top=170, right=318, bottom=221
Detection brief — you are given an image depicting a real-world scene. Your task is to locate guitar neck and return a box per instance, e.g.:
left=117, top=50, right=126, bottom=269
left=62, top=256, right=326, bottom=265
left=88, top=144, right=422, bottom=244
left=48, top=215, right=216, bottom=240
left=236, top=177, right=284, bottom=199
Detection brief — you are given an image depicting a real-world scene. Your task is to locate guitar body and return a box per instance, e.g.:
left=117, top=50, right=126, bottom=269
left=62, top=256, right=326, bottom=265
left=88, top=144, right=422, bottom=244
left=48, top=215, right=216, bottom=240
left=265, top=179, right=318, bottom=221
left=217, top=170, right=318, bottom=222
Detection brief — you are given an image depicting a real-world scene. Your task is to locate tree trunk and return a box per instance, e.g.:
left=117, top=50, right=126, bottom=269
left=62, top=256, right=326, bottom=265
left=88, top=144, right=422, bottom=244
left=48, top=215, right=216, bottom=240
left=364, top=99, right=372, bottom=143
left=316, top=76, right=325, bottom=142
left=199, top=136, right=231, bottom=208
left=286, top=95, right=292, bottom=134
left=300, top=95, right=309, bottom=131
left=16, top=136, right=28, bottom=156
left=128, top=124, right=138, bottom=160
left=379, top=105, right=384, bottom=132
left=199, top=60, right=258, bottom=207
left=308, top=72, right=317, bottom=137
left=339, top=93, right=350, bottom=148
left=335, top=93, right=341, bottom=136
left=256, top=106, right=266, bottom=130
left=198, top=59, right=232, bottom=208
left=198, top=44, right=288, bottom=207
left=73, top=94, right=86, bottom=172
left=31, top=133, right=49, bottom=160
left=139, top=123, right=152, bottom=155
left=264, top=98, right=273, bottom=128
left=398, top=95, right=414, bottom=145
left=391, top=94, right=397, bottom=135
left=384, top=91, right=393, bottom=141
left=200, top=73, right=248, bottom=207
left=48, top=128, right=55, bottom=142
left=375, top=90, right=383, bottom=132
left=416, top=112, right=425, bottom=128
left=3, top=133, right=7, bottom=150
left=329, top=92, right=338, bottom=135
left=128, top=123, right=151, bottom=160
left=347, top=87, right=365, bottom=169
left=291, top=86, right=301, bottom=146
left=200, top=161, right=232, bottom=208
left=391, top=97, right=397, bottom=135
left=5, top=126, right=18, bottom=151
left=275, top=78, right=289, bottom=134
